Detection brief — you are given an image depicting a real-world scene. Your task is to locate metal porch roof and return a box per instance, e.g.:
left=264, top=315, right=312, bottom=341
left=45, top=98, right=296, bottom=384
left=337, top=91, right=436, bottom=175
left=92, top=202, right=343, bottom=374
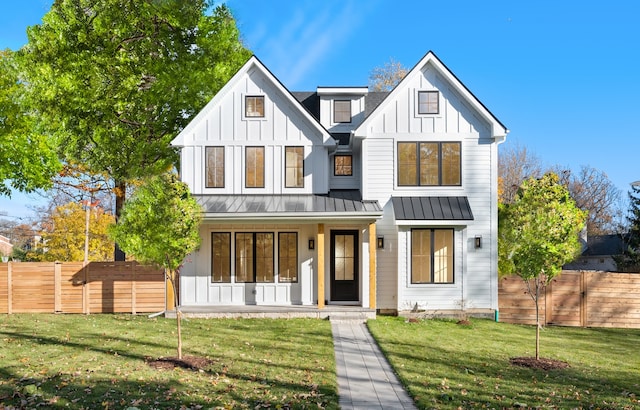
left=392, top=196, right=474, bottom=221
left=194, top=193, right=382, bottom=220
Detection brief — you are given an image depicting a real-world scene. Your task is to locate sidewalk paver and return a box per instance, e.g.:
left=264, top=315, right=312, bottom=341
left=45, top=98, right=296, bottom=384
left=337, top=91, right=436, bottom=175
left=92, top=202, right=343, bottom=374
left=332, top=321, right=418, bottom=410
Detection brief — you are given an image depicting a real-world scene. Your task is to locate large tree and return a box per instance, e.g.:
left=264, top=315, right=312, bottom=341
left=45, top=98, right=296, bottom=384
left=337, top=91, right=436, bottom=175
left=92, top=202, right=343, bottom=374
left=499, top=173, right=586, bottom=360
left=109, top=172, right=201, bottom=360
left=18, top=0, right=250, bottom=259
left=614, top=184, right=640, bottom=272
left=0, top=49, right=60, bottom=196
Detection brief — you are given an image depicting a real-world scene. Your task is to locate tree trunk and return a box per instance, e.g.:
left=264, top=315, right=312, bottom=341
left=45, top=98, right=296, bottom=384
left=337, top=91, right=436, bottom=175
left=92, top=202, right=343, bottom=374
left=114, top=180, right=126, bottom=261
left=535, top=277, right=540, bottom=360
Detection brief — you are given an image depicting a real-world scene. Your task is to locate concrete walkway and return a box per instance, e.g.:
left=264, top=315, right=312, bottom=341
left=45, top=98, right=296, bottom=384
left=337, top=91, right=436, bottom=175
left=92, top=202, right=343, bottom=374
left=331, top=321, right=418, bottom=410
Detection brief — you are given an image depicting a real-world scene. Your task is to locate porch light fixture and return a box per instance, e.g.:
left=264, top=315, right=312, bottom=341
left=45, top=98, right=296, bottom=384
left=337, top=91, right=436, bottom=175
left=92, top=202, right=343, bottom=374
left=308, top=239, right=315, bottom=250
left=377, top=236, right=384, bottom=249
left=475, top=235, right=482, bottom=249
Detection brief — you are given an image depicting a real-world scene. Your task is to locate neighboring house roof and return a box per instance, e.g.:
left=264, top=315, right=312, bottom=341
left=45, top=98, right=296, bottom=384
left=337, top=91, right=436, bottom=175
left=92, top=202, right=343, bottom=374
left=392, top=196, right=474, bottom=221
left=354, top=51, right=509, bottom=140
left=172, top=56, right=335, bottom=148
left=582, top=234, right=624, bottom=256
left=195, top=193, right=383, bottom=221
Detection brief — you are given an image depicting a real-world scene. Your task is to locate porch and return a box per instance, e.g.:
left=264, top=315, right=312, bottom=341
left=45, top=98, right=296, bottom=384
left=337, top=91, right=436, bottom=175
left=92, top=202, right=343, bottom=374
left=169, top=304, right=376, bottom=321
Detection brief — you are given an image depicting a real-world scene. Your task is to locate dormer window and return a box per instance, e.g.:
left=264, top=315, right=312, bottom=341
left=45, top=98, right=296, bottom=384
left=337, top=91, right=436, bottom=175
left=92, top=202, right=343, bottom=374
left=334, top=100, right=351, bottom=123
left=245, top=95, right=264, bottom=117
left=418, top=91, right=439, bottom=115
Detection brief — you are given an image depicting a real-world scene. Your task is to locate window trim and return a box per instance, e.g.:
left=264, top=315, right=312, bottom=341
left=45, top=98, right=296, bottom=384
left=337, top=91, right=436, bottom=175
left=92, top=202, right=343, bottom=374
left=284, top=146, right=304, bottom=188
left=333, top=100, right=352, bottom=123
left=245, top=95, right=265, bottom=118
left=410, top=228, right=455, bottom=284
left=278, top=232, right=299, bottom=283
left=334, top=154, right=353, bottom=176
left=417, top=90, right=440, bottom=115
left=205, top=146, right=225, bottom=188
left=397, top=141, right=461, bottom=187
left=245, top=146, right=265, bottom=188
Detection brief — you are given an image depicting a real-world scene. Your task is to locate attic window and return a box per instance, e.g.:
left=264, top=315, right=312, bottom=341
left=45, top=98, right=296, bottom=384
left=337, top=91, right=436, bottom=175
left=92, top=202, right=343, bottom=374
left=245, top=96, right=265, bottom=117
left=418, top=91, right=439, bottom=115
left=334, top=100, right=351, bottom=123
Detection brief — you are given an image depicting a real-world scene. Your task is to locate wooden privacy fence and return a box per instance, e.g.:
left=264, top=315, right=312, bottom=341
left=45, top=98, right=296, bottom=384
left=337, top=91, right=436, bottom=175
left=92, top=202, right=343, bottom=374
left=0, top=262, right=166, bottom=314
left=499, top=270, right=640, bottom=328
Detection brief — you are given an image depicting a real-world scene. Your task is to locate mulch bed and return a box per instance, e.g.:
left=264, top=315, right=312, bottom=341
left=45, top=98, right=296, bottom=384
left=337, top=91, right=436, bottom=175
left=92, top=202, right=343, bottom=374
left=146, top=355, right=213, bottom=371
left=510, top=357, right=569, bottom=371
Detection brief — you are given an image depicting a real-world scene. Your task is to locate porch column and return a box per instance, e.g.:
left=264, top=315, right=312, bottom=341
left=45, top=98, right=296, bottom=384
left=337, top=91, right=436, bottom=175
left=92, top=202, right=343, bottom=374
left=369, top=222, right=377, bottom=310
left=317, top=223, right=325, bottom=309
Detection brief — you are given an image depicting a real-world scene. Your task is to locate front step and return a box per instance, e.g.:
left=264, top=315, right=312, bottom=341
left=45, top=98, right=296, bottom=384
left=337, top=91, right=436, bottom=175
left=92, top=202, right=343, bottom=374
left=328, top=311, right=374, bottom=323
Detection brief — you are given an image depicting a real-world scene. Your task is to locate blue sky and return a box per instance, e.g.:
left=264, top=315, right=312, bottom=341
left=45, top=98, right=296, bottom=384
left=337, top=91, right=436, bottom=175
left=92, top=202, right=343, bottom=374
left=2, top=0, right=639, bottom=220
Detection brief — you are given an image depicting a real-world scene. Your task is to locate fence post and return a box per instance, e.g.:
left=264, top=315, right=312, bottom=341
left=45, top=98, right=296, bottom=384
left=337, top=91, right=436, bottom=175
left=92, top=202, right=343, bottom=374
left=7, top=262, right=12, bottom=314
left=580, top=271, right=587, bottom=327
left=54, top=262, right=62, bottom=313
left=545, top=278, right=553, bottom=325
left=131, top=262, right=137, bottom=315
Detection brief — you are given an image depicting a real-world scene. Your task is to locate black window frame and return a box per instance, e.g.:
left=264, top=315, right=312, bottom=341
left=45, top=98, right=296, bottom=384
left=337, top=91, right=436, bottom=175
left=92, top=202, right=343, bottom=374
left=417, top=90, right=439, bottom=115
left=245, top=95, right=265, bottom=118
left=234, top=232, right=275, bottom=283
left=211, top=232, right=231, bottom=283
left=411, top=228, right=455, bottom=284
left=334, top=100, right=351, bottom=123
left=278, top=232, right=298, bottom=283
left=245, top=146, right=265, bottom=188
left=205, top=146, right=225, bottom=188
left=284, top=146, right=304, bottom=188
left=334, top=154, right=353, bottom=176
left=397, top=141, right=461, bottom=186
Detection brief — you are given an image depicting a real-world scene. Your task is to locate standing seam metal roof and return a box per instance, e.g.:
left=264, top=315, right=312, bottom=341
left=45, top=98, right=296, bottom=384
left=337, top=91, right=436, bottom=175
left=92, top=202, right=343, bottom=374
left=392, top=196, right=474, bottom=220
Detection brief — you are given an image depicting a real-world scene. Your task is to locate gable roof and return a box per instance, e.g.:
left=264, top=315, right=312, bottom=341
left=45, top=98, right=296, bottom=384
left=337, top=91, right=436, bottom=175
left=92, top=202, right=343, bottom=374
left=171, top=56, right=335, bottom=147
left=354, top=51, right=508, bottom=140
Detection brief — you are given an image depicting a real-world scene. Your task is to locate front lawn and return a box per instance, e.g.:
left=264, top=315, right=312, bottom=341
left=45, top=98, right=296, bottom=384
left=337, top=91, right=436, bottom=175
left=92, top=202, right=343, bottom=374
left=0, top=314, right=338, bottom=409
left=368, top=316, right=640, bottom=409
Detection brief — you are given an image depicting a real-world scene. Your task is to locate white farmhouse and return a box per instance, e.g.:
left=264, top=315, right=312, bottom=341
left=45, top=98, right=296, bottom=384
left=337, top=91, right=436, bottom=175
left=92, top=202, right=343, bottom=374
left=171, top=51, right=508, bottom=317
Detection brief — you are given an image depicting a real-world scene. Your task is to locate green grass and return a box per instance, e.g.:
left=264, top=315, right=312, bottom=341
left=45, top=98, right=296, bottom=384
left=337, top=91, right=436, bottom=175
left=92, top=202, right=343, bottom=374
left=0, top=314, right=338, bottom=409
left=368, top=317, right=640, bottom=409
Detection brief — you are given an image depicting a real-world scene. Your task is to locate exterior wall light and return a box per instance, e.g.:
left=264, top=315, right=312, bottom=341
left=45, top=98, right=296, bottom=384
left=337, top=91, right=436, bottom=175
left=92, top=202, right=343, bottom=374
left=377, top=236, right=384, bottom=249
left=308, top=239, right=315, bottom=250
left=475, top=235, right=482, bottom=249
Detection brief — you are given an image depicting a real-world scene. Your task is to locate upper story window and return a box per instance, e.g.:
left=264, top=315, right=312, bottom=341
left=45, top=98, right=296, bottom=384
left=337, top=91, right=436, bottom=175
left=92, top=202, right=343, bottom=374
left=398, top=142, right=461, bottom=186
left=246, top=146, right=265, bottom=188
left=411, top=228, right=454, bottom=284
left=418, top=91, right=439, bottom=115
left=285, top=146, right=304, bottom=188
left=205, top=146, right=224, bottom=188
left=245, top=95, right=265, bottom=117
left=334, top=155, right=353, bottom=176
left=334, top=100, right=351, bottom=123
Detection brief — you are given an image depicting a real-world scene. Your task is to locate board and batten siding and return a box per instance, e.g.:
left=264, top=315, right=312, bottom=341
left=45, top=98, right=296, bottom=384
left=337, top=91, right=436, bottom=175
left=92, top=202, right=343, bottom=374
left=359, top=60, right=499, bottom=312
left=178, top=67, right=330, bottom=196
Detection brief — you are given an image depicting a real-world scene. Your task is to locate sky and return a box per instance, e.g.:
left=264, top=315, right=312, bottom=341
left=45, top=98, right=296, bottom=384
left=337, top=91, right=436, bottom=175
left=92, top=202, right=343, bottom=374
left=1, top=0, right=639, bottom=221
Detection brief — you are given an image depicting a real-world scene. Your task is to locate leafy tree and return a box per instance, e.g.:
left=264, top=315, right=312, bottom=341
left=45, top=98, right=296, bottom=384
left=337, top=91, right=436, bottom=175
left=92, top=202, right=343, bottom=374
left=109, top=172, right=201, bottom=360
left=34, top=201, right=115, bottom=262
left=18, top=0, right=250, bottom=259
left=499, top=173, right=586, bottom=360
left=614, top=184, right=640, bottom=272
left=369, top=57, right=408, bottom=91
left=0, top=49, right=60, bottom=196
left=554, top=165, right=622, bottom=235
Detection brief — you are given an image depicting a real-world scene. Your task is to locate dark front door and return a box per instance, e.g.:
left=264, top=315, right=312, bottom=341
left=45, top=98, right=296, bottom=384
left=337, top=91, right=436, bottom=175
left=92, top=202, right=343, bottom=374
left=330, top=230, right=359, bottom=302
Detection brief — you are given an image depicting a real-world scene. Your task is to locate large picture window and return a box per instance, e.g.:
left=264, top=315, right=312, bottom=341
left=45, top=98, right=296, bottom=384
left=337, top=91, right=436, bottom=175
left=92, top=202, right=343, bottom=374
left=411, top=229, right=454, bottom=284
left=246, top=146, right=265, bottom=188
left=211, top=233, right=231, bottom=283
left=278, top=232, right=298, bottom=283
left=285, top=146, right=304, bottom=188
left=398, top=142, right=461, bottom=186
left=205, top=146, right=224, bottom=188
left=235, top=232, right=274, bottom=283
